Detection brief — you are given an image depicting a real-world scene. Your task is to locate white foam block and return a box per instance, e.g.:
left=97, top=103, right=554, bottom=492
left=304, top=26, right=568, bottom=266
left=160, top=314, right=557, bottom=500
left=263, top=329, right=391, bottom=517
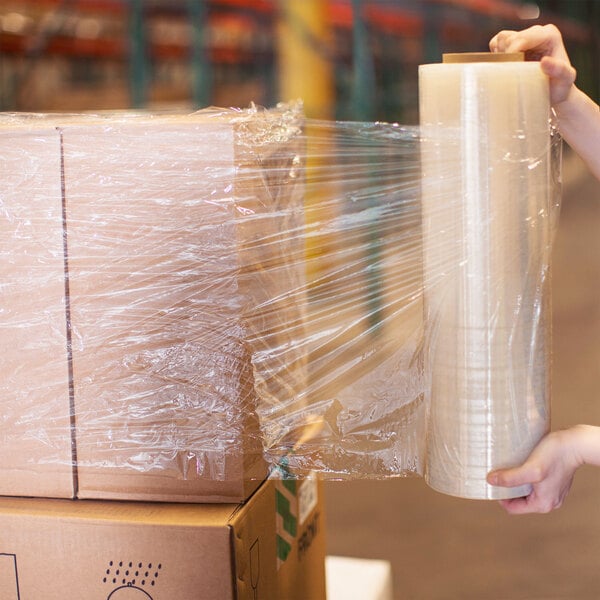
left=326, top=555, right=393, bottom=600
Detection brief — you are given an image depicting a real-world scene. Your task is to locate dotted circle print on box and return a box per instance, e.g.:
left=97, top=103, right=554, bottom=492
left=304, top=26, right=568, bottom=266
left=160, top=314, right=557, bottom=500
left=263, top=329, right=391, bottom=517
left=103, top=560, right=161, bottom=599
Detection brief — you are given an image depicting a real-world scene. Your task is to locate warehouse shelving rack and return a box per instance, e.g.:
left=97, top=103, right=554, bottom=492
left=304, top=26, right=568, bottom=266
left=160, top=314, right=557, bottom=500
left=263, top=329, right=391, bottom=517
left=0, top=0, right=597, bottom=119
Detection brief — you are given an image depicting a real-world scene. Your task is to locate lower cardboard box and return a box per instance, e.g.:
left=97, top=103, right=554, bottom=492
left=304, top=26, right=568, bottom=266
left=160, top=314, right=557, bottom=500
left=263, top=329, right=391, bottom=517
left=0, top=477, right=326, bottom=600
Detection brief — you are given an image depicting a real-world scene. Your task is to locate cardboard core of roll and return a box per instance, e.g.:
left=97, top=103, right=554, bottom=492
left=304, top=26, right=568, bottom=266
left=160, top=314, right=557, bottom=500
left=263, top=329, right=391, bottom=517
left=442, top=52, right=525, bottom=63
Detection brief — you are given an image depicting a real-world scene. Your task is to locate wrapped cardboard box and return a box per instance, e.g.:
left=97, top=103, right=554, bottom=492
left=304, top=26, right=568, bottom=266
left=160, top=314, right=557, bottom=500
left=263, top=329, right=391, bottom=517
left=0, top=122, right=75, bottom=498
left=0, top=106, right=305, bottom=502
left=0, top=477, right=326, bottom=599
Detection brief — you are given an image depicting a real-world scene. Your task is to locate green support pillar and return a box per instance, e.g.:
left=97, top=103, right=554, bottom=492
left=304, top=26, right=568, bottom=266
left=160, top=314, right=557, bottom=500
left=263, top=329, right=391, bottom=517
left=351, top=0, right=384, bottom=331
left=129, top=0, right=148, bottom=109
left=189, top=0, right=212, bottom=109
left=423, top=3, right=442, bottom=64
left=593, top=0, right=600, bottom=100
left=351, top=0, right=376, bottom=121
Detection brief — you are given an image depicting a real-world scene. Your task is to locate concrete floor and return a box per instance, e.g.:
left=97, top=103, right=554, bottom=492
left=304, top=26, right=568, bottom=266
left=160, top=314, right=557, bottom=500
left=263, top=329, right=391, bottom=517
left=324, top=154, right=600, bottom=600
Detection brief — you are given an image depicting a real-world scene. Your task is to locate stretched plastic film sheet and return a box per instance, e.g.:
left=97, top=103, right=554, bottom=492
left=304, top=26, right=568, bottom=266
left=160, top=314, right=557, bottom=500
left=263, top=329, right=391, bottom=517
left=0, top=57, right=560, bottom=502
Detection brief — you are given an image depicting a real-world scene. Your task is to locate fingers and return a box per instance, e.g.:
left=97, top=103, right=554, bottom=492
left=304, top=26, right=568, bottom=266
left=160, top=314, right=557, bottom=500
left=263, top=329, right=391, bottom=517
left=540, top=56, right=576, bottom=81
left=498, top=493, right=562, bottom=515
left=487, top=462, right=543, bottom=488
left=489, top=24, right=568, bottom=62
left=498, top=497, right=532, bottom=515
left=489, top=24, right=575, bottom=107
left=489, top=29, right=518, bottom=53
left=540, top=56, right=577, bottom=104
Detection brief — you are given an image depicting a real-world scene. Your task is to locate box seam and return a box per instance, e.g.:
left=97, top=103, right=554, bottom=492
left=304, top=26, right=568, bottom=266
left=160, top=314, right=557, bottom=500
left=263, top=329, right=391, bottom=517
left=58, top=126, right=78, bottom=499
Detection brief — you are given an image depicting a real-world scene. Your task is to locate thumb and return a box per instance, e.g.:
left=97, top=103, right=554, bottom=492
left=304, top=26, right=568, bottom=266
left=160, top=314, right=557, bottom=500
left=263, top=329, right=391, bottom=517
left=540, top=56, right=576, bottom=83
left=540, top=56, right=576, bottom=104
left=487, top=462, right=543, bottom=488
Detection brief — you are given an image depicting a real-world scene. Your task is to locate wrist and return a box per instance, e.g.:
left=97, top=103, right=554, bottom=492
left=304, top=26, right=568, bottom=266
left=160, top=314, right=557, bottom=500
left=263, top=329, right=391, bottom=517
left=551, top=87, right=600, bottom=180
left=553, top=85, right=583, bottom=117
left=567, top=424, right=600, bottom=467
left=553, top=85, right=599, bottom=124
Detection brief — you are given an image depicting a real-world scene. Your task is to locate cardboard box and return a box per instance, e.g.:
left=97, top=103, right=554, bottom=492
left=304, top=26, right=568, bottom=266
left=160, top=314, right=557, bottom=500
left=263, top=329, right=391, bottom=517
left=0, top=477, right=326, bottom=599
left=0, top=107, right=305, bottom=502
left=0, top=122, right=75, bottom=498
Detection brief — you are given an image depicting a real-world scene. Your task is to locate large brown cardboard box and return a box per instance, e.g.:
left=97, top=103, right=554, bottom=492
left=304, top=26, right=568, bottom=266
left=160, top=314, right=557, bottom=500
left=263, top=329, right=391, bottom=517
left=0, top=477, right=326, bottom=599
left=0, top=107, right=306, bottom=502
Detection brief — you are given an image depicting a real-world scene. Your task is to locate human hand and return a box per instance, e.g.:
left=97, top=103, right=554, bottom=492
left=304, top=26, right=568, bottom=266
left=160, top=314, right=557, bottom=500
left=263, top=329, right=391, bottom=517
left=489, top=24, right=576, bottom=105
left=487, top=428, right=582, bottom=514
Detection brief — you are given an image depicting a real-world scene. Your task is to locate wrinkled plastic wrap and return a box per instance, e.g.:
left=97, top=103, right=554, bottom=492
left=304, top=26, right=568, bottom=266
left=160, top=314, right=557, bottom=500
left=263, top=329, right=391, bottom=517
left=254, top=119, right=427, bottom=477
left=0, top=57, right=561, bottom=502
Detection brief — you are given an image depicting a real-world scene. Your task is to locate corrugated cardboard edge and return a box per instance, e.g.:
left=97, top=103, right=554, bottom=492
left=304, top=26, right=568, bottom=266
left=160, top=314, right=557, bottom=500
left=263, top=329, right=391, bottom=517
left=229, top=475, right=326, bottom=600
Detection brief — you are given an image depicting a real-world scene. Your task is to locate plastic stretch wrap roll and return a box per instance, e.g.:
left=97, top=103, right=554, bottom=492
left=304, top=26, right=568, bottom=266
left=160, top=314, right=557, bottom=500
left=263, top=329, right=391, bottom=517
left=419, top=55, right=554, bottom=499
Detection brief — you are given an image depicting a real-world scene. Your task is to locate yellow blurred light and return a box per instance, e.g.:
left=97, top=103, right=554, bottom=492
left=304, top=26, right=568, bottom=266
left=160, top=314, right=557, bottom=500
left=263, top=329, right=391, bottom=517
left=76, top=18, right=102, bottom=39
left=2, top=12, right=31, bottom=34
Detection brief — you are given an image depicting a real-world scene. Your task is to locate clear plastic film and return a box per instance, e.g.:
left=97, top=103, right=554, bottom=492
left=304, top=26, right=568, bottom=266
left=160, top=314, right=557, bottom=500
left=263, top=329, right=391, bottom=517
left=0, top=57, right=561, bottom=502
left=253, top=119, right=427, bottom=478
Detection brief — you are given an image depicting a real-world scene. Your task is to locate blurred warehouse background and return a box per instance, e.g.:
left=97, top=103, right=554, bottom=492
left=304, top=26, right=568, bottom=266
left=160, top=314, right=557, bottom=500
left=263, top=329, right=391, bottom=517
left=1, top=3, right=599, bottom=599
left=0, top=0, right=598, bottom=121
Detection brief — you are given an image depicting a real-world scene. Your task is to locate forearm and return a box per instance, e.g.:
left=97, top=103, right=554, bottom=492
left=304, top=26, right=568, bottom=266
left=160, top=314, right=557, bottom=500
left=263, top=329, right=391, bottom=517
left=569, top=424, right=600, bottom=468
left=554, top=86, right=600, bottom=181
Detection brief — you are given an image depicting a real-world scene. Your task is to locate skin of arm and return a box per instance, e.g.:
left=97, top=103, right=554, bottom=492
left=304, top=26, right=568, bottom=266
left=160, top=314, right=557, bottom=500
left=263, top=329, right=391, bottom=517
left=487, top=425, right=600, bottom=514
left=490, top=24, right=600, bottom=181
